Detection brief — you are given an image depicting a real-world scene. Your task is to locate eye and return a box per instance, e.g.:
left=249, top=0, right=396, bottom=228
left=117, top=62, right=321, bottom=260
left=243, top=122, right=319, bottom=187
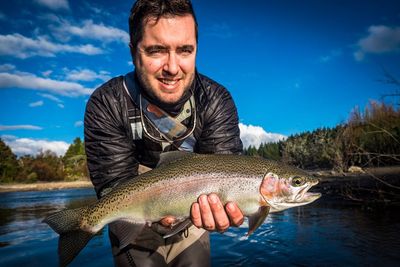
left=177, top=46, right=194, bottom=56
left=291, top=176, right=305, bottom=187
left=145, top=46, right=168, bottom=57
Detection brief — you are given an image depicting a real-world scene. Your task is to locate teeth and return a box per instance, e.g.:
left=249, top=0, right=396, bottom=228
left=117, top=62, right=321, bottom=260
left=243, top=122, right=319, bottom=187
left=160, top=79, right=178, bottom=85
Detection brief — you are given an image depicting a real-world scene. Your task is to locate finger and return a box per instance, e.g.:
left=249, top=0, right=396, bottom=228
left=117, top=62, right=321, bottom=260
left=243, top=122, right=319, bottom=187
left=160, top=215, right=176, bottom=227
left=198, top=194, right=215, bottom=231
left=225, top=202, right=244, bottom=227
left=208, top=193, right=230, bottom=232
left=191, top=202, right=203, bottom=228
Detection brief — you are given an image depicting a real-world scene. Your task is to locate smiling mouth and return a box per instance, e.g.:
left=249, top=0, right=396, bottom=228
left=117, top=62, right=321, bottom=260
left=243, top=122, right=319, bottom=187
left=158, top=78, right=180, bottom=86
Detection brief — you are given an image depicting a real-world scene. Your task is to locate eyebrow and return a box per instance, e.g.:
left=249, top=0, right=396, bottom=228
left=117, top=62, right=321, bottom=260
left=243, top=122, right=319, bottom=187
left=143, top=44, right=195, bottom=52
left=144, top=45, right=167, bottom=52
left=178, top=45, right=195, bottom=51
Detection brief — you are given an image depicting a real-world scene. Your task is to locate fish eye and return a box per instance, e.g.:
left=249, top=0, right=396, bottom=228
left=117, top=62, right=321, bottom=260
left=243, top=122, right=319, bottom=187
left=291, top=176, right=305, bottom=187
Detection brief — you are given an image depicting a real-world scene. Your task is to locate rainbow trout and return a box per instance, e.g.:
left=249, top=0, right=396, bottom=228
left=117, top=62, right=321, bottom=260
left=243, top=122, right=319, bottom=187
left=44, top=152, right=321, bottom=266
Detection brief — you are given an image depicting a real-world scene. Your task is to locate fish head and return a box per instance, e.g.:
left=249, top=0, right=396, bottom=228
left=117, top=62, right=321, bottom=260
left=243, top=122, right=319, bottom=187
left=259, top=171, right=321, bottom=212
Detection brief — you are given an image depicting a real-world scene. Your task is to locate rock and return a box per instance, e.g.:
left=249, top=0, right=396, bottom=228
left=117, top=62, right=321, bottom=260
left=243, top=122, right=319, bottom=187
left=348, top=166, right=365, bottom=174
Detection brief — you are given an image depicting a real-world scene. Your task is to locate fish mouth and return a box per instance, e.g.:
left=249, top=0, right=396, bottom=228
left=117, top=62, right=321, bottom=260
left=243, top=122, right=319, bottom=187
left=293, top=182, right=321, bottom=204
left=302, top=192, right=322, bottom=203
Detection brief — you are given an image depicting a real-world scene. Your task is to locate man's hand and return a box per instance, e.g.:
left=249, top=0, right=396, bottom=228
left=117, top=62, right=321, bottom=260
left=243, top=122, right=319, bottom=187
left=190, top=193, right=244, bottom=232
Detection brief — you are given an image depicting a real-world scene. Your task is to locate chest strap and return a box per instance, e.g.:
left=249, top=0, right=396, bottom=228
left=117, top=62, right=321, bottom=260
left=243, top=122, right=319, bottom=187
left=123, top=72, right=196, bottom=152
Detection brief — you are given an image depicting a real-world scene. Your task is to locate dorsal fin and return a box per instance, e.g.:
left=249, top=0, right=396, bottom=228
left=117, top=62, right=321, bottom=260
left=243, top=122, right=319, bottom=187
left=157, top=151, right=194, bottom=167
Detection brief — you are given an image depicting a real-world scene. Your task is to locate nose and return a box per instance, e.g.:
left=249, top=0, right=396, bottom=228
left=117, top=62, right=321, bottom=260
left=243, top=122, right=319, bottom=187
left=163, top=52, right=179, bottom=76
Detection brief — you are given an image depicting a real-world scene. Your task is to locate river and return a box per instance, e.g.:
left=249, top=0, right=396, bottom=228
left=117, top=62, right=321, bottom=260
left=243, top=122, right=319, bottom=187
left=0, top=187, right=399, bottom=266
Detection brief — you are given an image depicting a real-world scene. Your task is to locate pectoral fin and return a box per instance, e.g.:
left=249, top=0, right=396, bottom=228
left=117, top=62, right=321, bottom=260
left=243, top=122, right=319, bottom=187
left=162, top=219, right=192, bottom=239
left=247, top=205, right=270, bottom=236
left=110, top=221, right=146, bottom=250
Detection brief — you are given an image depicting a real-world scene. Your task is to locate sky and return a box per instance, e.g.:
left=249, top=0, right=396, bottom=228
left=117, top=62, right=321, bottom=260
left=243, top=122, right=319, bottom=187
left=0, top=0, right=399, bottom=156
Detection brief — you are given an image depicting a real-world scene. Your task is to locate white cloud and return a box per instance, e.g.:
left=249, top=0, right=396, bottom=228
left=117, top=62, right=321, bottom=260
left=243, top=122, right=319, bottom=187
left=74, top=121, right=83, bottom=127
left=51, top=19, right=129, bottom=44
left=319, top=49, right=342, bottom=63
left=82, top=2, right=112, bottom=17
left=1, top=135, right=69, bottom=157
left=0, top=71, right=94, bottom=96
left=355, top=25, right=400, bottom=61
left=34, top=0, right=70, bottom=11
left=0, top=63, right=15, bottom=72
left=205, top=22, right=234, bottom=39
left=38, top=93, right=63, bottom=103
left=66, top=68, right=111, bottom=82
left=29, top=100, right=44, bottom=107
left=0, top=125, right=43, bottom=131
left=42, top=70, right=53, bottom=77
left=38, top=93, right=65, bottom=108
left=239, top=123, right=286, bottom=149
left=0, top=33, right=104, bottom=59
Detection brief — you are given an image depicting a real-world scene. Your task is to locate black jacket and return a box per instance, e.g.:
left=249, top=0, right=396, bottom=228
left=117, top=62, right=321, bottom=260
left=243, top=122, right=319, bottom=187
left=84, top=71, right=243, bottom=197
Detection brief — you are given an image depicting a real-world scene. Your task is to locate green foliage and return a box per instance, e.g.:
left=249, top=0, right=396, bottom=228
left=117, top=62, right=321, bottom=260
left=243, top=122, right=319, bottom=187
left=27, top=172, right=38, bottom=183
left=0, top=139, right=19, bottom=183
left=245, top=101, right=399, bottom=171
left=281, top=127, right=341, bottom=169
left=0, top=137, right=90, bottom=183
left=63, top=137, right=89, bottom=180
left=17, top=151, right=65, bottom=182
left=337, top=101, right=400, bottom=169
left=244, top=142, right=283, bottom=161
left=64, top=137, right=85, bottom=159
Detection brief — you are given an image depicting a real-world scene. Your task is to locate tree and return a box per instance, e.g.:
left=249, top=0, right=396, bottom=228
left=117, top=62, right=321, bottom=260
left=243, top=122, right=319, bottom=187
left=0, top=139, right=19, bottom=182
left=64, top=137, right=85, bottom=158
left=63, top=137, right=89, bottom=180
left=336, top=101, right=400, bottom=169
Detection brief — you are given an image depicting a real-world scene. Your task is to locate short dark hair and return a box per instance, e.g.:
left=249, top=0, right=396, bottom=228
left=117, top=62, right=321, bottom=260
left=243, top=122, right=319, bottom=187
left=129, top=0, right=198, bottom=51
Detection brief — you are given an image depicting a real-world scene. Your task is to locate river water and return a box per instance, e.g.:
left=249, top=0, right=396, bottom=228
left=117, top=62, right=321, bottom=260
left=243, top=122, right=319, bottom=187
left=0, top=188, right=399, bottom=267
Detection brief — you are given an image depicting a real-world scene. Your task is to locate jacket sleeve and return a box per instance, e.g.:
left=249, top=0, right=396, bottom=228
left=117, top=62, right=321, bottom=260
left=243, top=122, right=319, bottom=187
left=196, top=85, right=243, bottom=155
left=84, top=78, right=138, bottom=198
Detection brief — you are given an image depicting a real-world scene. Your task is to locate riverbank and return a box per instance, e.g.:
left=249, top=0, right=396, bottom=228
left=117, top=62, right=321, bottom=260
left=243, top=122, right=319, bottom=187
left=0, top=165, right=152, bottom=193
left=0, top=180, right=93, bottom=193
left=1, top=166, right=398, bottom=198
left=314, top=166, right=400, bottom=206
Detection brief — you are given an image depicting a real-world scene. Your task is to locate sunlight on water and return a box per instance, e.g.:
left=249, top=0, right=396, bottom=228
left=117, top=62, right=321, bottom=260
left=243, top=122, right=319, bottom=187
left=0, top=188, right=399, bottom=266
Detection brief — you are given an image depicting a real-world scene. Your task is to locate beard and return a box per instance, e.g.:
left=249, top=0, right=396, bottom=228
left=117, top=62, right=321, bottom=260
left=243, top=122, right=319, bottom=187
left=135, top=69, right=195, bottom=105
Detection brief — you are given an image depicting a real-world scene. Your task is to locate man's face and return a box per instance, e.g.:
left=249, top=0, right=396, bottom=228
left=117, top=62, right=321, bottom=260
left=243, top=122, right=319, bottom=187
left=133, top=15, right=197, bottom=104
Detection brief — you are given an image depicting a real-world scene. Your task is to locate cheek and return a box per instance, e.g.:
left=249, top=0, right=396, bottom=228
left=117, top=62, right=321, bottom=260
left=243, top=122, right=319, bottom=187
left=260, top=176, right=279, bottom=198
left=146, top=60, right=164, bottom=73
left=179, top=57, right=196, bottom=73
left=278, top=179, right=291, bottom=196
left=137, top=57, right=164, bottom=74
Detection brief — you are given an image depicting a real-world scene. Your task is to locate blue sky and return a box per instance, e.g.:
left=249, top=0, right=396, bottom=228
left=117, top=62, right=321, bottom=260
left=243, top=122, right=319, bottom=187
left=0, top=0, right=399, bottom=156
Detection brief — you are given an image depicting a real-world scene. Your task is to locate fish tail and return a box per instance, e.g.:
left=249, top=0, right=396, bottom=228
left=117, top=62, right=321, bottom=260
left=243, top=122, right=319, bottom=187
left=43, top=207, right=94, bottom=267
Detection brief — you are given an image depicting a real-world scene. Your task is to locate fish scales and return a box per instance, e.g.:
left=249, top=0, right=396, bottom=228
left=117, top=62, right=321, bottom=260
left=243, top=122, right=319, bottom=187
left=43, top=152, right=321, bottom=267
left=89, top=155, right=261, bottom=220
left=85, top=154, right=309, bottom=227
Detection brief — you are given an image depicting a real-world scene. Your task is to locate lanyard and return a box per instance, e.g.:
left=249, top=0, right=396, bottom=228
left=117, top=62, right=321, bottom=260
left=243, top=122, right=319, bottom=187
left=123, top=72, right=197, bottom=148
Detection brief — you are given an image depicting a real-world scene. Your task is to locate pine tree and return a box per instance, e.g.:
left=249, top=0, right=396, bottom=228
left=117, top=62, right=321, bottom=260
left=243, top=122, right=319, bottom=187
left=63, top=137, right=88, bottom=180
left=0, top=139, right=19, bottom=182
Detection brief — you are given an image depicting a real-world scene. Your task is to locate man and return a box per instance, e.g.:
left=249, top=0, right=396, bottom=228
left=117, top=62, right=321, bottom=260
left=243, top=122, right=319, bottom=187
left=84, top=0, right=244, bottom=266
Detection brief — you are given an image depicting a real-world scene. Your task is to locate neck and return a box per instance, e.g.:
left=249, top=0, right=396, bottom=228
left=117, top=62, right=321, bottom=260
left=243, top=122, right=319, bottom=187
left=137, top=75, right=194, bottom=116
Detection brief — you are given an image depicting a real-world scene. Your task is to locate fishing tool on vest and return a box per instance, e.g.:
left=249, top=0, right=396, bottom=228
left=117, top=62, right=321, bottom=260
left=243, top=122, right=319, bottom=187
left=123, top=72, right=196, bottom=151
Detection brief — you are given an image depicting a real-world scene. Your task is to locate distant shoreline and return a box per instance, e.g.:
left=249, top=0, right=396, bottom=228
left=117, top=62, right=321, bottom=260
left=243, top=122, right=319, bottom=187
left=1, top=166, right=398, bottom=194
left=0, top=180, right=93, bottom=193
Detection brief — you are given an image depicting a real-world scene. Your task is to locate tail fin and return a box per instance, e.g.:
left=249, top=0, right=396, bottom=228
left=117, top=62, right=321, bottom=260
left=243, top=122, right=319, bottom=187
left=43, top=207, right=94, bottom=267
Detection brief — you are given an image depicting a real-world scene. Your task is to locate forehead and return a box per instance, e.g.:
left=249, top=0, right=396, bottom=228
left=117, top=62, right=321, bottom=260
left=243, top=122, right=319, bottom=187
left=140, top=15, right=196, bottom=46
